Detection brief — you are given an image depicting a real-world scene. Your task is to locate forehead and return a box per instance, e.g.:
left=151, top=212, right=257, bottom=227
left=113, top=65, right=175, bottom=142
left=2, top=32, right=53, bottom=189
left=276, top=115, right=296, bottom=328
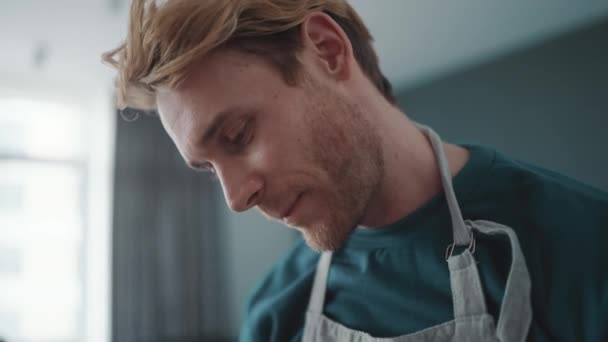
left=157, top=50, right=254, bottom=123
left=155, top=49, right=283, bottom=147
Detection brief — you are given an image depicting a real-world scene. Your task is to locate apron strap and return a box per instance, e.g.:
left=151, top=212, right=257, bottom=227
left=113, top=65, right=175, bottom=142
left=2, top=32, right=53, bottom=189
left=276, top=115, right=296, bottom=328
left=416, top=124, right=471, bottom=247
left=471, top=220, right=533, bottom=342
left=447, top=249, right=489, bottom=318
left=307, top=251, right=333, bottom=314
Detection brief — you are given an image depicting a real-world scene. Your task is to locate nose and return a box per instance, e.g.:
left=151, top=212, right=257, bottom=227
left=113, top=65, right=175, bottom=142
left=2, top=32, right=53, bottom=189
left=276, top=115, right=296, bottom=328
left=218, top=167, right=264, bottom=213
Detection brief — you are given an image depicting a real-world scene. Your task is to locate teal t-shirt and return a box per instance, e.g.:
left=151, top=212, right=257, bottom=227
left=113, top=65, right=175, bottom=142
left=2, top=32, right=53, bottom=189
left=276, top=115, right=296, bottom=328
left=239, top=145, right=608, bottom=342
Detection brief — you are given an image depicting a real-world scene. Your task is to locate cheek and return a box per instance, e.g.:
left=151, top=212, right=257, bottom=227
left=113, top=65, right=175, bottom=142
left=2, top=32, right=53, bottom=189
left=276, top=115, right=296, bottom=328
left=242, top=128, right=293, bottom=185
left=251, top=101, right=332, bottom=186
left=247, top=142, right=274, bottom=171
left=247, top=129, right=326, bottom=192
left=251, top=115, right=303, bottom=169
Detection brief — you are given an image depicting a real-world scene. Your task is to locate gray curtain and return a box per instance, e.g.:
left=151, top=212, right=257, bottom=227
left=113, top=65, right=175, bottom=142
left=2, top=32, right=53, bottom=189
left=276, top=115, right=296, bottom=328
left=111, top=112, right=230, bottom=341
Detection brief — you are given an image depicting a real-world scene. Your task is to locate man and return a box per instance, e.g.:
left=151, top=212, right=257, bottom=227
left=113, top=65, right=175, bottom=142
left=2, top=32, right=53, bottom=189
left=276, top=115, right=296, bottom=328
left=103, top=1, right=608, bottom=341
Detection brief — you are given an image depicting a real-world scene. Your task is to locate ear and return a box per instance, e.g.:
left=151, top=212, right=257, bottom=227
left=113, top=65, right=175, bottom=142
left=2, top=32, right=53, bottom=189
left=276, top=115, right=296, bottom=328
left=300, top=12, right=353, bottom=81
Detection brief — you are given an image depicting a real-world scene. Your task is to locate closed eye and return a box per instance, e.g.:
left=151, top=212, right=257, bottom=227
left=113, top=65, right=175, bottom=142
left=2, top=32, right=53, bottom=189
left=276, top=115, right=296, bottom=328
left=223, top=117, right=254, bottom=152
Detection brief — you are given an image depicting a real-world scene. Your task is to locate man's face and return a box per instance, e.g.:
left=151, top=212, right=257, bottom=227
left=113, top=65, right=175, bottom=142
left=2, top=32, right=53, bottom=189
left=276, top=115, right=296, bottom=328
left=156, top=49, right=383, bottom=251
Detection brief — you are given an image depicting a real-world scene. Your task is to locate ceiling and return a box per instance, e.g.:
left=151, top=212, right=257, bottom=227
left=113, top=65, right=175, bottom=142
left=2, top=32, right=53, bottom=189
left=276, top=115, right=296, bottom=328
left=1, top=0, right=608, bottom=91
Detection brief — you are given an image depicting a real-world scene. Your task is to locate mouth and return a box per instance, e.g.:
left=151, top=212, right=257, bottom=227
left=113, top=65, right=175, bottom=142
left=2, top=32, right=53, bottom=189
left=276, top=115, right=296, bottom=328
left=282, top=192, right=304, bottom=222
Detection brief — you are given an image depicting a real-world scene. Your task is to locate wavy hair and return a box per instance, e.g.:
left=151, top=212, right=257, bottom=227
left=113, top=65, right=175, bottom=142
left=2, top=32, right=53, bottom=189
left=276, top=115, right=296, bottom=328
left=102, top=0, right=395, bottom=110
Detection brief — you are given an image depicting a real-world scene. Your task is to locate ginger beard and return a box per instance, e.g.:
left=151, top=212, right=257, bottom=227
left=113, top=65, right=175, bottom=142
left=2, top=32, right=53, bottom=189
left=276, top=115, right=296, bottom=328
left=279, top=79, right=384, bottom=252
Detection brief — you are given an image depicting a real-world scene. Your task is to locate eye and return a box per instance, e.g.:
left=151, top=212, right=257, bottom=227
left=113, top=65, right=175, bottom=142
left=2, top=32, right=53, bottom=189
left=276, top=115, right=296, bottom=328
left=224, top=118, right=253, bottom=151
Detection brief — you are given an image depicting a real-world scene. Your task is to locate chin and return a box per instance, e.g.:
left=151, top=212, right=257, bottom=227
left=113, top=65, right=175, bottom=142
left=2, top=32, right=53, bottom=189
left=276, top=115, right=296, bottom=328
left=302, top=234, right=337, bottom=252
left=300, top=221, right=353, bottom=252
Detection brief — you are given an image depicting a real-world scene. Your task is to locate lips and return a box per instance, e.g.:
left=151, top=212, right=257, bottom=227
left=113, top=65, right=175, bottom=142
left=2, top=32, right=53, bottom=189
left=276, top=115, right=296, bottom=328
left=282, top=192, right=303, bottom=220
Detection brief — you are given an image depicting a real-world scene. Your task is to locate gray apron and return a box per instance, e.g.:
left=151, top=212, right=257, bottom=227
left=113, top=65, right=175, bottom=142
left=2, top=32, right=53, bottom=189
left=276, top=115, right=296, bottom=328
left=302, top=125, right=533, bottom=342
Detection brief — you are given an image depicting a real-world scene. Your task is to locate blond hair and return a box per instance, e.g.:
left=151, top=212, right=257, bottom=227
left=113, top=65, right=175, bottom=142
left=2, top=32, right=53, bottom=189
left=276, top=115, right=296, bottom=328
left=102, top=0, right=395, bottom=110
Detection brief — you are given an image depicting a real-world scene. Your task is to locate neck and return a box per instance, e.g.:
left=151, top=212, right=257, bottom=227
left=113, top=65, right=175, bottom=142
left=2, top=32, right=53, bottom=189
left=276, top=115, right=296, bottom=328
left=359, top=104, right=470, bottom=228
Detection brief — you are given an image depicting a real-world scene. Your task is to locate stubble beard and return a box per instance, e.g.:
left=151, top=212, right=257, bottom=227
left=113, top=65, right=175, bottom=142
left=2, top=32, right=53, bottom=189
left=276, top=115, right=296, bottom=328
left=299, top=85, right=384, bottom=252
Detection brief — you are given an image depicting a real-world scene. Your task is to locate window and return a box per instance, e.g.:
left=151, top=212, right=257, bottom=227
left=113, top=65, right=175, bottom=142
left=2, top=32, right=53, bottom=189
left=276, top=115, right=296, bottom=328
left=0, top=98, right=88, bottom=341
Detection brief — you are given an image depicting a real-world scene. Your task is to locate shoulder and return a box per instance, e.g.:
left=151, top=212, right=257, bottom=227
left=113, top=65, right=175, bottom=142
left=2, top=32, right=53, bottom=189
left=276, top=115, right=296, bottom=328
left=466, top=145, right=608, bottom=218
left=466, top=146, right=608, bottom=339
left=470, top=147, right=608, bottom=248
left=239, top=238, right=319, bottom=342
left=491, top=149, right=608, bottom=214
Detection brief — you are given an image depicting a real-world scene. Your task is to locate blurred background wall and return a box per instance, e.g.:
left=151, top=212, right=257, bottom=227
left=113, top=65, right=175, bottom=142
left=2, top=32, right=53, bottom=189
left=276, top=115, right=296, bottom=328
left=1, top=1, right=607, bottom=341
left=398, top=19, right=608, bottom=192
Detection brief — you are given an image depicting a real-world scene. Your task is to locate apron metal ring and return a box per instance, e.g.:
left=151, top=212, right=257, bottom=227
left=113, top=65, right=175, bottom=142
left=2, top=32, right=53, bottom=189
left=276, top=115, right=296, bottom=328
left=445, top=231, right=476, bottom=261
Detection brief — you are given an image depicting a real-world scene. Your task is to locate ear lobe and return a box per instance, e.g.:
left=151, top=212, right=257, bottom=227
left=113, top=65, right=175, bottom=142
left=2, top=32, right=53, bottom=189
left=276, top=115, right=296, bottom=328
left=301, top=12, right=352, bottom=80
